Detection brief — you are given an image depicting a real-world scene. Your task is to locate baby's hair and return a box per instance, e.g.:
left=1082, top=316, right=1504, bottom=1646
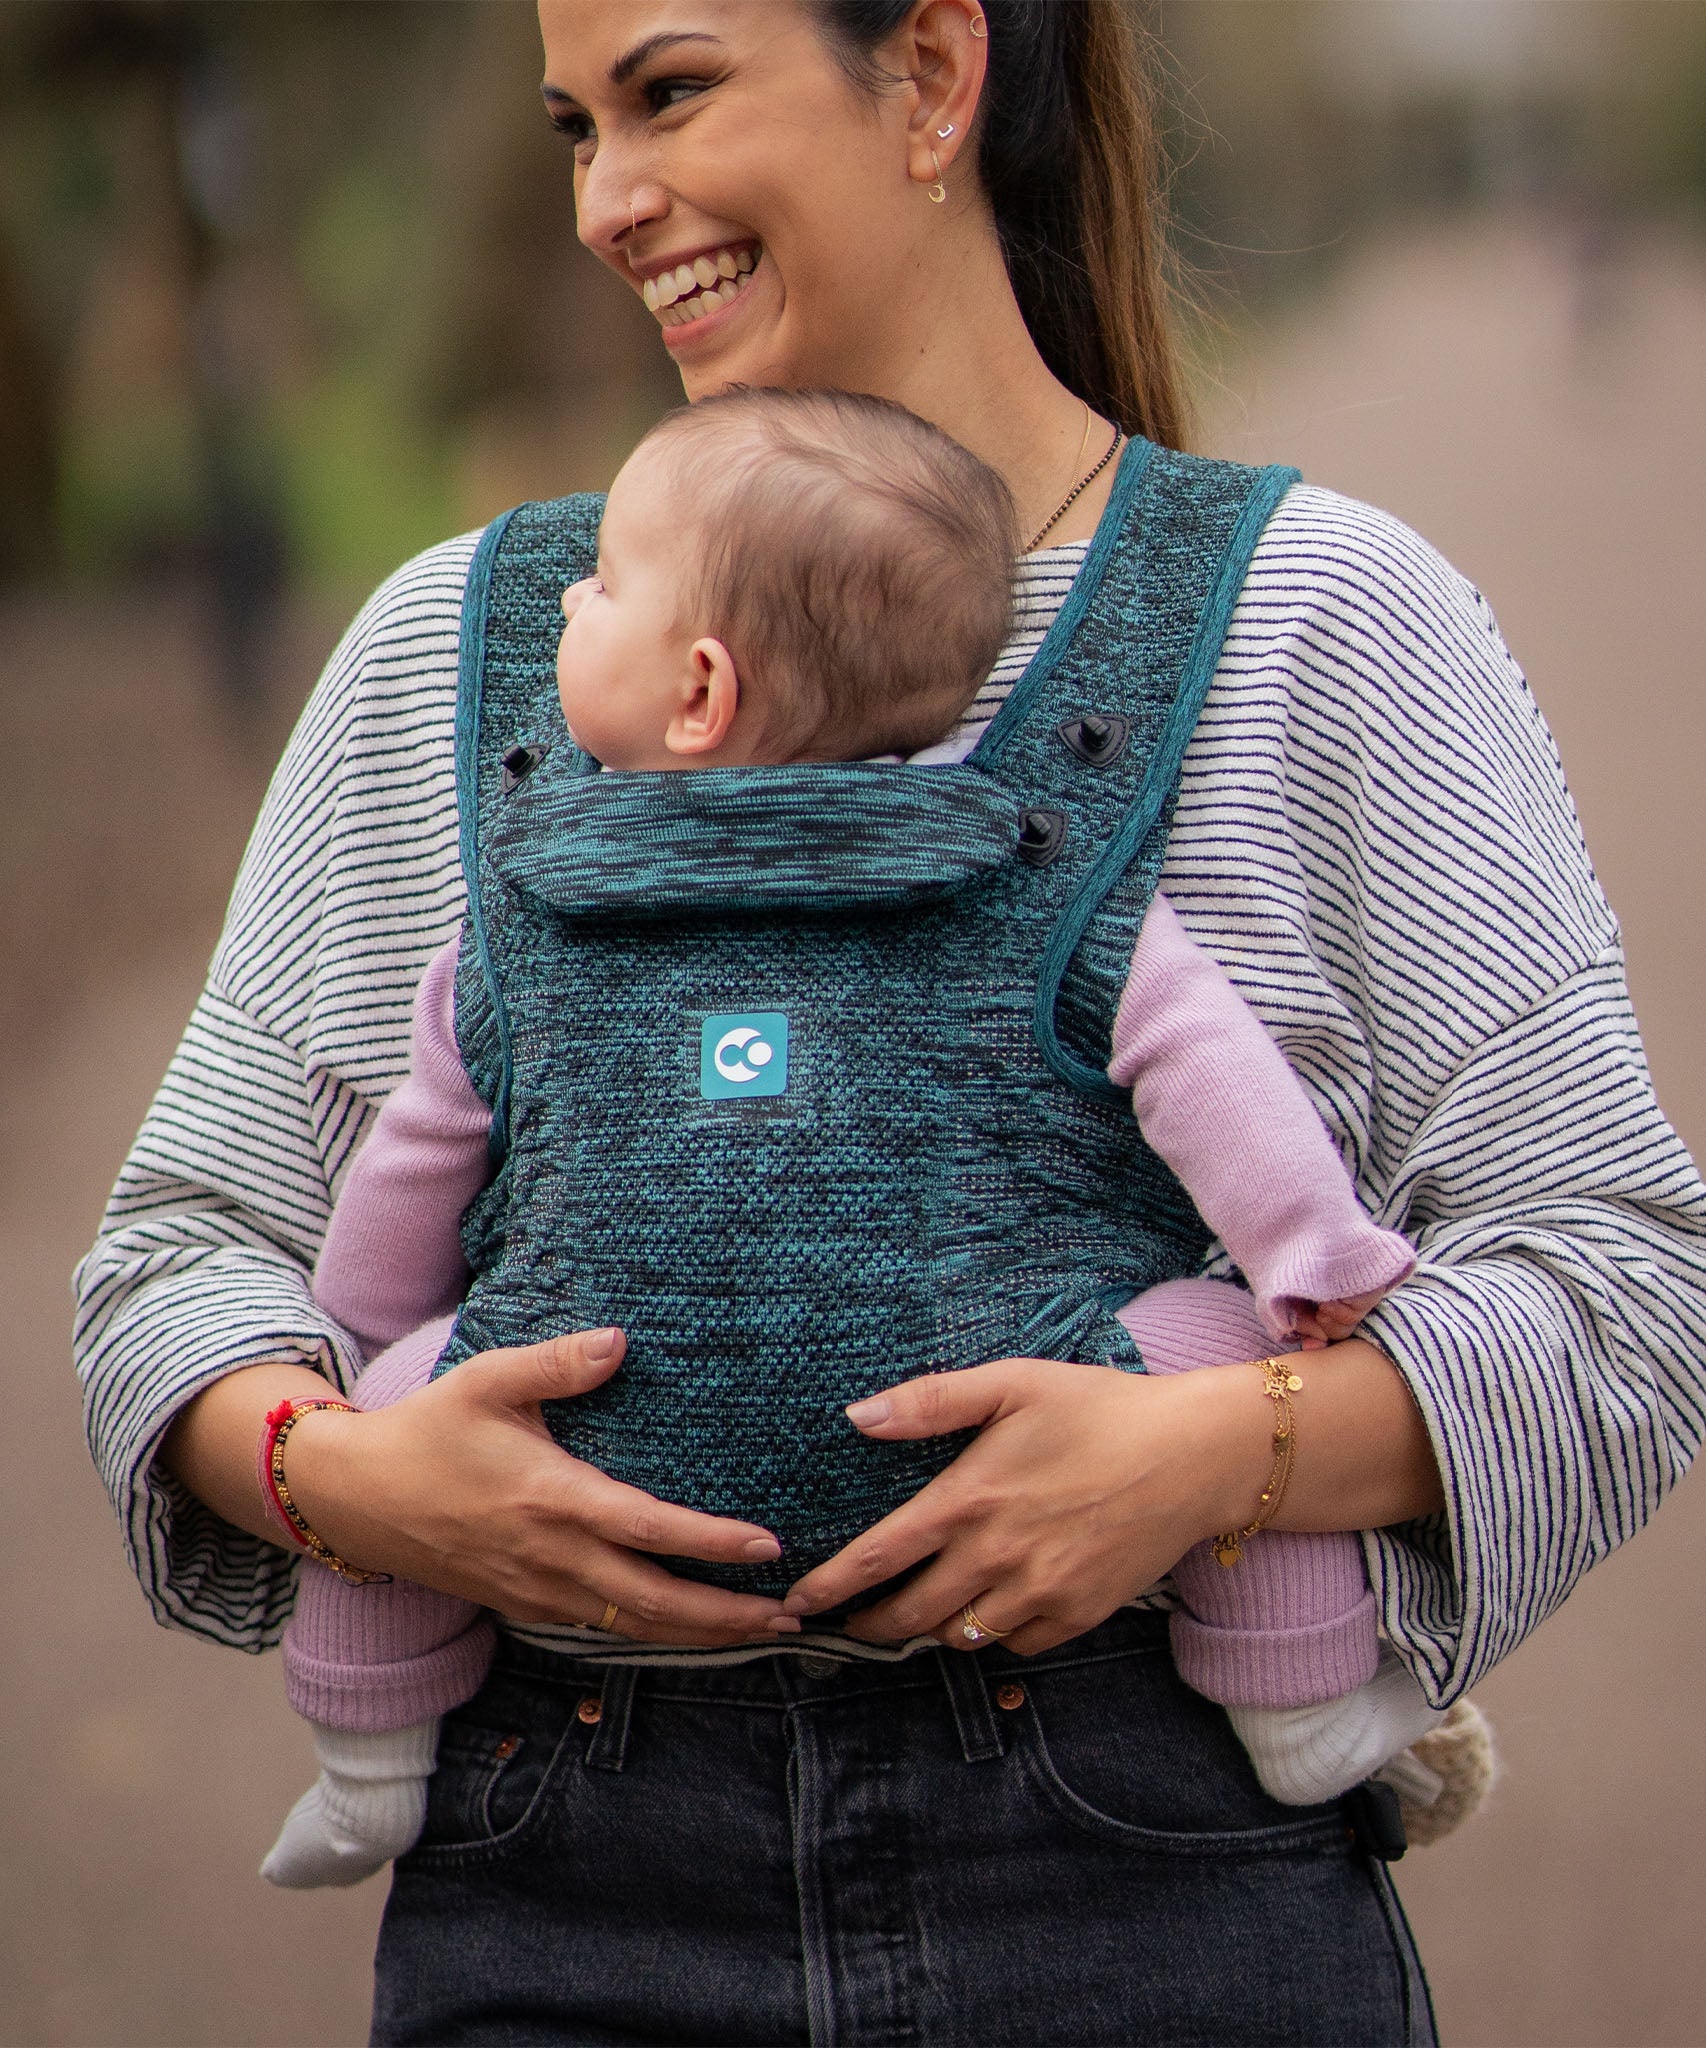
left=636, top=388, right=1017, bottom=761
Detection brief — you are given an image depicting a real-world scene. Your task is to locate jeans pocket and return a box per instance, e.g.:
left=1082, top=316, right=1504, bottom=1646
left=1011, top=1647, right=1350, bottom=1857
left=408, top=1672, right=578, bottom=1866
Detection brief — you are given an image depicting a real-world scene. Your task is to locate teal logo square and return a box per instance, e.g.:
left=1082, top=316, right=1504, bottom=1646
left=700, top=1013, right=789, bottom=1099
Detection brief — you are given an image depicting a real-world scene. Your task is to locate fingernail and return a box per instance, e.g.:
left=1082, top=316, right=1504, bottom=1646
left=767, top=1615, right=803, bottom=1633
left=782, top=1592, right=812, bottom=1616
left=845, top=1396, right=891, bottom=1427
left=742, top=1535, right=782, bottom=1562
left=582, top=1327, right=619, bottom=1360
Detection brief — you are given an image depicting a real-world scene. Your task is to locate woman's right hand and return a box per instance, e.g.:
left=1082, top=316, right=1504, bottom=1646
left=165, top=1327, right=797, bottom=1646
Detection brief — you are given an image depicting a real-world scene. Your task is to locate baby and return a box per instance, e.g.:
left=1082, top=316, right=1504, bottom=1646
left=262, top=389, right=1441, bottom=1889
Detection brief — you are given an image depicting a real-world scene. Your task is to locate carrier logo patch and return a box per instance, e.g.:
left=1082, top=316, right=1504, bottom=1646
left=700, top=1013, right=790, bottom=1099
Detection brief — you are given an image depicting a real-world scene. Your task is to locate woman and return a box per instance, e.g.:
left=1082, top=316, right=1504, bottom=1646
left=75, top=1, right=1706, bottom=2041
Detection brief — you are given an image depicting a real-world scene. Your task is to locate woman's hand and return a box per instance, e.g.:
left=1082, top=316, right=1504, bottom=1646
left=166, top=1329, right=797, bottom=1647
left=782, top=1341, right=1443, bottom=1656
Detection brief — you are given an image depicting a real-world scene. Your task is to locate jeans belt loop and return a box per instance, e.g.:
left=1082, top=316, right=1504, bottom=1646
left=584, top=1664, right=639, bottom=1773
left=935, top=1646, right=1006, bottom=1764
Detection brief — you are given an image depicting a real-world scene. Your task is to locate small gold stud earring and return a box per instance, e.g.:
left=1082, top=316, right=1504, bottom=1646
left=928, top=149, right=946, bottom=204
left=936, top=123, right=955, bottom=139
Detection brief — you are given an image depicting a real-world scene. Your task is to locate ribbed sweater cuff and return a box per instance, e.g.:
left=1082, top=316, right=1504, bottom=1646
left=1170, top=1589, right=1380, bottom=1709
left=284, top=1614, right=496, bottom=1731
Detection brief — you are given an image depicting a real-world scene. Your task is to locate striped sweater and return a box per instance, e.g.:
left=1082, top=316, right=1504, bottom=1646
left=73, top=485, right=1706, bottom=1702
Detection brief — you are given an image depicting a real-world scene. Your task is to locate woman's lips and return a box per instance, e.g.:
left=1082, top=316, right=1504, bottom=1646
left=640, top=242, right=759, bottom=329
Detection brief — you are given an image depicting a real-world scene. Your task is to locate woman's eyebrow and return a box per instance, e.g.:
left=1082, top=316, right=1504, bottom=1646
left=609, top=31, right=722, bottom=86
left=540, top=32, right=722, bottom=111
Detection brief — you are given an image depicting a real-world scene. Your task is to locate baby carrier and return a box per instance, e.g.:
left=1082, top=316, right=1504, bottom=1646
left=438, top=440, right=1297, bottom=1595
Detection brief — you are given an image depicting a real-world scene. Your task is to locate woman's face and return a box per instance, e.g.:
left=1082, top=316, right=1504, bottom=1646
left=537, top=0, right=949, bottom=401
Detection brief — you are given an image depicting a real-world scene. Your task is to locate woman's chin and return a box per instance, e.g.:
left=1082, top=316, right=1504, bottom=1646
left=661, top=268, right=793, bottom=396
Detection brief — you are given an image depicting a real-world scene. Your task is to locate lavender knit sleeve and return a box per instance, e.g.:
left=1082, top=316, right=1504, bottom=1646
left=311, top=937, right=492, bottom=1354
left=1110, top=893, right=1415, bottom=1339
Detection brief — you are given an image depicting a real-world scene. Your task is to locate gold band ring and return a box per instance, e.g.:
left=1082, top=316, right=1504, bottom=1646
left=597, top=1599, right=619, bottom=1632
left=961, top=1602, right=1009, bottom=1644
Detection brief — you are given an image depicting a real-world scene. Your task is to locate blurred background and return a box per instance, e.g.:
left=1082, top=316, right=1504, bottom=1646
left=3, top=2, right=1705, bottom=2042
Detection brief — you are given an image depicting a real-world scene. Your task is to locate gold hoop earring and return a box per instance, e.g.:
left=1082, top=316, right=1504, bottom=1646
left=969, top=13, right=987, bottom=36
left=928, top=149, right=946, bottom=204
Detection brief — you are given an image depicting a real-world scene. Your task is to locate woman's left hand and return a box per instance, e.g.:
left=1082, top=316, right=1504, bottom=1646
left=781, top=1358, right=1269, bottom=1656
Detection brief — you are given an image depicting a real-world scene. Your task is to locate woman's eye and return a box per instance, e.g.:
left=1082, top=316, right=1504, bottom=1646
left=646, top=77, right=708, bottom=115
left=550, top=110, right=596, bottom=159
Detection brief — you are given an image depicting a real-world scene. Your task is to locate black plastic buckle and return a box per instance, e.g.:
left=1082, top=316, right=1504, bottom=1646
left=500, top=742, right=548, bottom=793
left=1057, top=714, right=1131, bottom=767
left=1341, top=1780, right=1408, bottom=1862
left=1016, top=808, right=1068, bottom=867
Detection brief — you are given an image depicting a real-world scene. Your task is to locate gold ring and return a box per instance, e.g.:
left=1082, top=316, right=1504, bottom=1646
left=961, top=1602, right=1008, bottom=1643
left=597, top=1599, right=619, bottom=1632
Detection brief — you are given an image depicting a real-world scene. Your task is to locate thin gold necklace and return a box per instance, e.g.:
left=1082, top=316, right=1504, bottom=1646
left=1024, top=405, right=1123, bottom=553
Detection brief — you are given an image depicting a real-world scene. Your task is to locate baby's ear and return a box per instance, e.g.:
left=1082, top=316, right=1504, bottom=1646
left=666, top=638, right=741, bottom=757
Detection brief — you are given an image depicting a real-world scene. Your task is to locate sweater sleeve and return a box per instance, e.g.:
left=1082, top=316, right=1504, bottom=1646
left=1161, top=485, right=1706, bottom=1705
left=71, top=535, right=476, bottom=1649
left=311, top=936, right=491, bottom=1353
left=1109, top=892, right=1414, bottom=1337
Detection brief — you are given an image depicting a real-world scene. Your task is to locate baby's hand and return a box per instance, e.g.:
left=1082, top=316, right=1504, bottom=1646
left=1289, top=1287, right=1389, bottom=1350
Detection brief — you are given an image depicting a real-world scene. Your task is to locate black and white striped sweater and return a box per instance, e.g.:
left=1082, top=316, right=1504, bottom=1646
left=74, top=485, right=1706, bottom=1700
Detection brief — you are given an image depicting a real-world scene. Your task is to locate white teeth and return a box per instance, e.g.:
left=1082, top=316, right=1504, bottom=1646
left=645, top=246, right=758, bottom=325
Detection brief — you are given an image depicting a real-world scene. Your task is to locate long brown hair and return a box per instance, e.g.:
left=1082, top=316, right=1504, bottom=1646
left=813, top=0, right=1190, bottom=449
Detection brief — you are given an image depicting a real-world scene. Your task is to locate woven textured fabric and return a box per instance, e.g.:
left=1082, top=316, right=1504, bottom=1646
left=488, top=760, right=1021, bottom=921
left=441, top=439, right=1298, bottom=1596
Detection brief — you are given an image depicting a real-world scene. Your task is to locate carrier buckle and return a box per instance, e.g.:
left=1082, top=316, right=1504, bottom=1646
left=1016, top=808, right=1068, bottom=867
left=1057, top=714, right=1131, bottom=767
left=500, top=742, right=549, bottom=793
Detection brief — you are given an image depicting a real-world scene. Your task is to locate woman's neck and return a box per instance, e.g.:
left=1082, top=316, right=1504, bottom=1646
left=847, top=212, right=1121, bottom=552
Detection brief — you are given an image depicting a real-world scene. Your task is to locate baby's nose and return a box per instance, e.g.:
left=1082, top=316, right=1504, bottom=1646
left=561, top=577, right=594, bottom=620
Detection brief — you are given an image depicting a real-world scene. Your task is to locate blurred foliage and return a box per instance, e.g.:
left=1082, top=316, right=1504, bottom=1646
left=0, top=0, right=1702, bottom=612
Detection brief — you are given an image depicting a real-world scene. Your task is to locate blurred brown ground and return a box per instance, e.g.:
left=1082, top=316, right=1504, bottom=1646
left=3, top=212, right=1705, bottom=2047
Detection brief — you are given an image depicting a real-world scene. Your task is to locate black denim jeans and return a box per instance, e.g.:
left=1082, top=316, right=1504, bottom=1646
left=372, top=1610, right=1435, bottom=2047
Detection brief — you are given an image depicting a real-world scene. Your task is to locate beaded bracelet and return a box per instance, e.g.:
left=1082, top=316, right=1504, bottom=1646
left=258, top=1398, right=392, bottom=1585
left=1211, top=1356, right=1303, bottom=1567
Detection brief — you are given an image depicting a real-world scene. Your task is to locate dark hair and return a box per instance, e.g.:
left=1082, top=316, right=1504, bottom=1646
left=639, top=388, right=1016, bottom=761
left=811, top=0, right=1189, bottom=448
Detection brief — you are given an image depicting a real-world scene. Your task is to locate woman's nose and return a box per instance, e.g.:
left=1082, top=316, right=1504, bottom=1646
left=577, top=149, right=667, bottom=258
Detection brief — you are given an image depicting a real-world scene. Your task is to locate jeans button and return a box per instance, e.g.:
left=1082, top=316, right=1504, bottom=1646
left=797, top=1655, right=840, bottom=1679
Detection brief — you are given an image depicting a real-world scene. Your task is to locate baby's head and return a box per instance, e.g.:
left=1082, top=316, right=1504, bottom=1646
left=555, top=388, right=1016, bottom=770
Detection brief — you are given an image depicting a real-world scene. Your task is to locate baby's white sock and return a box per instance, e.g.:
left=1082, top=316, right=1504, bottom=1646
left=1227, top=1647, right=1445, bottom=1807
left=260, top=1719, right=439, bottom=1889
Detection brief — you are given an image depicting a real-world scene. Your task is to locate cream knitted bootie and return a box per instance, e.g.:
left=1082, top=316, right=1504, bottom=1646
left=1377, top=1697, right=1497, bottom=1847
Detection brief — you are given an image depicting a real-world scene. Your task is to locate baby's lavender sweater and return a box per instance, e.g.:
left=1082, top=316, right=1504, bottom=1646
left=313, top=896, right=1414, bottom=1358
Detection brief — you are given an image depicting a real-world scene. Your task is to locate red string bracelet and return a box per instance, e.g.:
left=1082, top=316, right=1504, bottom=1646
left=258, top=1398, right=392, bottom=1585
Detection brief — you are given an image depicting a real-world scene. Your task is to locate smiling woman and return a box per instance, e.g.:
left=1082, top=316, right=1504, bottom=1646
left=72, top=1, right=1706, bottom=2043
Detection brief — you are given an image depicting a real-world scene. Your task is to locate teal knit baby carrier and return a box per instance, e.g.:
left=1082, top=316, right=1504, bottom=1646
left=438, top=439, right=1297, bottom=1597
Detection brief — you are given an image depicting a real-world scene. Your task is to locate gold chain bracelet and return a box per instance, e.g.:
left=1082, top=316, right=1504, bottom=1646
left=1212, top=1356, right=1303, bottom=1567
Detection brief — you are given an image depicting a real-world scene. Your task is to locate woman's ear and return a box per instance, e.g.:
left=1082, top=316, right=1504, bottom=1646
left=893, top=0, right=988, bottom=190
left=666, top=638, right=742, bottom=757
